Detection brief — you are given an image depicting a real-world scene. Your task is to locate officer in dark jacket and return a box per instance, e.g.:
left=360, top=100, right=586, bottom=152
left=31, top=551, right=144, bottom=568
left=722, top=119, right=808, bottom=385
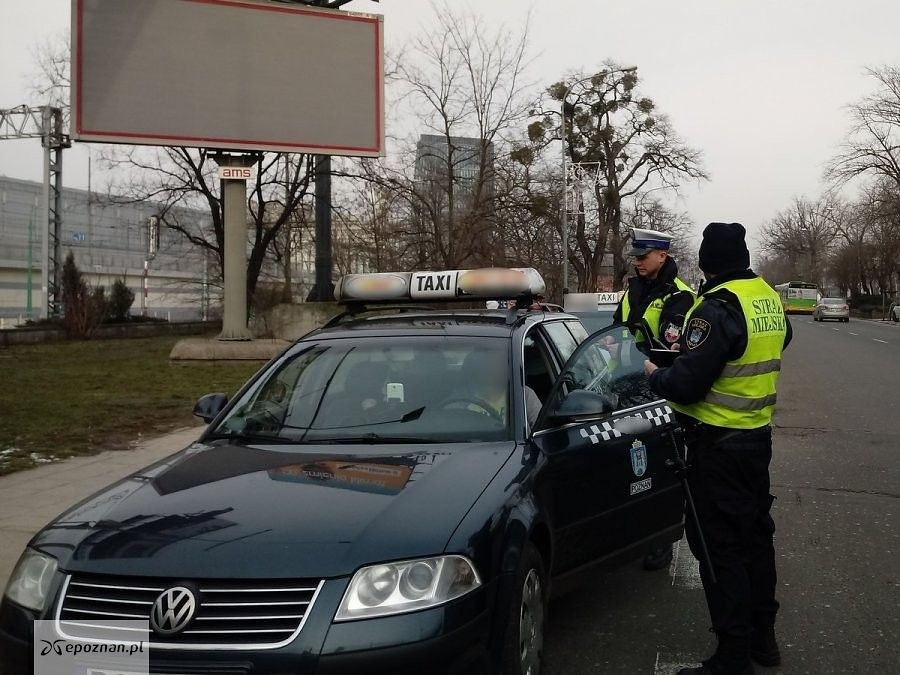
left=643, top=223, right=791, bottom=675
left=613, top=228, right=695, bottom=570
left=613, top=228, right=695, bottom=350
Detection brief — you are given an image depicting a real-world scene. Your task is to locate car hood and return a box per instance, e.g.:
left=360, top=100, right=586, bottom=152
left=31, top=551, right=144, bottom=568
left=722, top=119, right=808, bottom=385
left=32, top=440, right=516, bottom=579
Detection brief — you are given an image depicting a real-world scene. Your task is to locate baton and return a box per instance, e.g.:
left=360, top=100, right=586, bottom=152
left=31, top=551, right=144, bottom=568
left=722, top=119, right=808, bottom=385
left=665, top=428, right=718, bottom=585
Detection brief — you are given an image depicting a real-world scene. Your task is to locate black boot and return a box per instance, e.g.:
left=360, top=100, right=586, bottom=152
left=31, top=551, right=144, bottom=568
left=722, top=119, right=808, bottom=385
left=678, top=634, right=755, bottom=675
left=642, top=543, right=674, bottom=570
left=750, top=626, right=781, bottom=667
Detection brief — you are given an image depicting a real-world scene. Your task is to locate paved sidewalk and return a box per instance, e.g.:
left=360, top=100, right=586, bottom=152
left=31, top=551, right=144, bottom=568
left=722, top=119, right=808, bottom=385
left=0, top=425, right=202, bottom=592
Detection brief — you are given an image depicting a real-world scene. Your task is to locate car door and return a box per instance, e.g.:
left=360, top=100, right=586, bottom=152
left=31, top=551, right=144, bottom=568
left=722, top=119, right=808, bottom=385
left=530, top=325, right=684, bottom=577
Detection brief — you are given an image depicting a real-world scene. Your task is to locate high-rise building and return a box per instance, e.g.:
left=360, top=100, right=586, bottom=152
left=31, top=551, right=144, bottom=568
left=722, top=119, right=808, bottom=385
left=413, top=134, right=497, bottom=267
left=414, top=134, right=493, bottom=189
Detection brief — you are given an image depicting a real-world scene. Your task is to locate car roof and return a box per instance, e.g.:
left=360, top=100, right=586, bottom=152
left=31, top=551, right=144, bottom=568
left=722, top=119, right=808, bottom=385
left=309, top=308, right=574, bottom=339
left=567, top=308, right=616, bottom=315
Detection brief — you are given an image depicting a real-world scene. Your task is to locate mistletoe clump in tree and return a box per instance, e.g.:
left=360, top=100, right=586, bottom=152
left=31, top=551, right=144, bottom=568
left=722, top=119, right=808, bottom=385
left=523, top=63, right=707, bottom=292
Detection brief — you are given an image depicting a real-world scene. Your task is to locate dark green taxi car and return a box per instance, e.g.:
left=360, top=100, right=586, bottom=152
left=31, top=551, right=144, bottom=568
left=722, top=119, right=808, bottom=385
left=1, top=268, right=684, bottom=675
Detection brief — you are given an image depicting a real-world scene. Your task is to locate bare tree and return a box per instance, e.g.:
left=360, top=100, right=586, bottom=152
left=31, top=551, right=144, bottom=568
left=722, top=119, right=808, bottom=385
left=827, top=66, right=900, bottom=190
left=101, top=146, right=316, bottom=307
left=825, top=66, right=900, bottom=299
left=762, top=187, right=899, bottom=298
left=756, top=254, right=801, bottom=288
left=525, top=64, right=707, bottom=292
left=350, top=4, right=533, bottom=271
left=856, top=180, right=900, bottom=295
left=28, top=33, right=70, bottom=120
left=759, top=196, right=841, bottom=288
left=827, top=199, right=872, bottom=295
left=622, top=195, right=694, bottom=257
left=493, top=155, right=566, bottom=297
left=333, top=181, right=420, bottom=274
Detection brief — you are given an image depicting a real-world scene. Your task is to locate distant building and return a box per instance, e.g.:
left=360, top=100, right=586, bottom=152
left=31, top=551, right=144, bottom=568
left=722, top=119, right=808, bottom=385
left=0, top=177, right=214, bottom=323
left=413, top=134, right=497, bottom=267
left=414, top=134, right=494, bottom=192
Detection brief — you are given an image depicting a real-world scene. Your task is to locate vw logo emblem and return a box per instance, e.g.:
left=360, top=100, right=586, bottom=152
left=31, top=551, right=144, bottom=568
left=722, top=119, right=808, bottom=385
left=150, top=586, right=198, bottom=636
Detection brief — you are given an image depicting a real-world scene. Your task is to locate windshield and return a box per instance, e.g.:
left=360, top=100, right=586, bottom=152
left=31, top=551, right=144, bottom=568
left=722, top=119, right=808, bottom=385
left=822, top=298, right=845, bottom=305
left=213, top=336, right=512, bottom=443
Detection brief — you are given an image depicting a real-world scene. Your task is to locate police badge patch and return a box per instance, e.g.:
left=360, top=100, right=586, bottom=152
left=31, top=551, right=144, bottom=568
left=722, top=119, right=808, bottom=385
left=630, top=439, right=647, bottom=478
left=685, top=317, right=711, bottom=349
left=663, top=322, right=681, bottom=344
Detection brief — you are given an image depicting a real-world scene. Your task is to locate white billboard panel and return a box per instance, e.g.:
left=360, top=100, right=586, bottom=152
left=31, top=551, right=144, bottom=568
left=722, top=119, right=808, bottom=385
left=71, top=0, right=385, bottom=156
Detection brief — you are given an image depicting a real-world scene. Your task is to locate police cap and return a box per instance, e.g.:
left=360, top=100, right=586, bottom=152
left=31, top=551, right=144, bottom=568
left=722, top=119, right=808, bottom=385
left=627, top=228, right=673, bottom=257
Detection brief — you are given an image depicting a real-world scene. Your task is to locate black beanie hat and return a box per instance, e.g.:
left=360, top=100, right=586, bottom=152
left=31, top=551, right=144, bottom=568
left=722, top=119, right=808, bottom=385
left=698, top=222, right=751, bottom=274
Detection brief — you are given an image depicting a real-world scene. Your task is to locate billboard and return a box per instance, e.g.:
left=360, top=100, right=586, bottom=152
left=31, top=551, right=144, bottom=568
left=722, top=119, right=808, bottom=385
left=71, top=0, right=385, bottom=156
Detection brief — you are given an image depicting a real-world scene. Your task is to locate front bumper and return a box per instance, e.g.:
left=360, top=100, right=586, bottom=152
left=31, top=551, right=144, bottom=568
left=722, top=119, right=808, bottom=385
left=1, top=576, right=497, bottom=675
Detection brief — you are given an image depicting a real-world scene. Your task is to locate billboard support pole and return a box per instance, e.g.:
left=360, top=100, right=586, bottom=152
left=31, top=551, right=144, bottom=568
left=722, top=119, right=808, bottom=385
left=311, top=154, right=333, bottom=301
left=215, top=153, right=258, bottom=341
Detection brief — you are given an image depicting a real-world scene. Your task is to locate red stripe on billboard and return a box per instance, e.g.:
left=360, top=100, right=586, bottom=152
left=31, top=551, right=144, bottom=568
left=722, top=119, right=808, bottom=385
left=76, top=129, right=379, bottom=154
left=375, top=15, right=383, bottom=152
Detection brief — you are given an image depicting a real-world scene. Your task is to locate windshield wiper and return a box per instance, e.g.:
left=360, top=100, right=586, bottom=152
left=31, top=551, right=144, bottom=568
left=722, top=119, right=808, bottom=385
left=294, top=407, right=429, bottom=444
left=205, top=430, right=301, bottom=444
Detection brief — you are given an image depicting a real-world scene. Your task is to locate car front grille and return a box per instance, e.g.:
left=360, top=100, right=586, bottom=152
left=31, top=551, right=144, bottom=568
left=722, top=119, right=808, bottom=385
left=56, top=573, right=324, bottom=650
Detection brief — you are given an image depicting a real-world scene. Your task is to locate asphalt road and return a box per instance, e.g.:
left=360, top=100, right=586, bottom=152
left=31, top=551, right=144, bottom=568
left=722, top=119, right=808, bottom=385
left=542, top=318, right=900, bottom=675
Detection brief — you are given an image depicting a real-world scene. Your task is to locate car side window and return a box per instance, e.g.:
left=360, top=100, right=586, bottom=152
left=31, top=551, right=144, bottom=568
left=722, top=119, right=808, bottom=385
left=565, top=319, right=589, bottom=345
left=542, top=321, right=579, bottom=363
left=523, top=330, right=557, bottom=405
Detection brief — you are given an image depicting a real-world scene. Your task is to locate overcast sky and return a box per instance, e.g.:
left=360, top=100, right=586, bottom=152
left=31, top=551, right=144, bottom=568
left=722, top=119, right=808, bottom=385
left=2, top=0, right=898, bottom=255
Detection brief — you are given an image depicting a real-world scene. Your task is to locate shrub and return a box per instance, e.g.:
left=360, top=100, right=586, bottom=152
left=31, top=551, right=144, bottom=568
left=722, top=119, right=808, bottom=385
left=109, top=278, right=136, bottom=322
left=61, top=252, right=107, bottom=338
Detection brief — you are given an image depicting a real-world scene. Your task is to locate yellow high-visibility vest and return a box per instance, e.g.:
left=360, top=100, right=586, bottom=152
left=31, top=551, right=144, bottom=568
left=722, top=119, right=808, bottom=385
left=670, top=277, right=786, bottom=429
left=621, top=277, right=694, bottom=343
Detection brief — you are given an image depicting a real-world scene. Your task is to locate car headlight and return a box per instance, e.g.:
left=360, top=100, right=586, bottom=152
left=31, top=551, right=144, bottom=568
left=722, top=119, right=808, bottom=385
left=4, top=549, right=58, bottom=612
left=335, top=555, right=481, bottom=621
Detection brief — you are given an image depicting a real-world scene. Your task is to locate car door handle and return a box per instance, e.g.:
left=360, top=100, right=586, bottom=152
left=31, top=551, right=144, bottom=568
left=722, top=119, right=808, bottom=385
left=612, top=415, right=654, bottom=436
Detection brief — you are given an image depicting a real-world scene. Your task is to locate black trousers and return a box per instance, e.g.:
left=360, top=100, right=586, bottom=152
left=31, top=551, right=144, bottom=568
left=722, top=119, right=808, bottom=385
left=684, top=425, right=779, bottom=642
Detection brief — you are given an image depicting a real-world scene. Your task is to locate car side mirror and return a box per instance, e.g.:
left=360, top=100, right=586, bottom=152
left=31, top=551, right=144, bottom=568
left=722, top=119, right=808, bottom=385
left=548, top=389, right=616, bottom=425
left=193, top=392, right=228, bottom=423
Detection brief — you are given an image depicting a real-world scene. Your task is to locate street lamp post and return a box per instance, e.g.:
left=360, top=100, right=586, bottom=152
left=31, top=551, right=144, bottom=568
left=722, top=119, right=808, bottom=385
left=560, top=67, right=637, bottom=295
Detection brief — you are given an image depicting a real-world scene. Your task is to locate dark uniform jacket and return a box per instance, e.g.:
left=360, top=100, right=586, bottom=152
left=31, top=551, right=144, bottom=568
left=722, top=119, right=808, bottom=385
left=648, top=269, right=793, bottom=407
left=613, top=256, right=694, bottom=348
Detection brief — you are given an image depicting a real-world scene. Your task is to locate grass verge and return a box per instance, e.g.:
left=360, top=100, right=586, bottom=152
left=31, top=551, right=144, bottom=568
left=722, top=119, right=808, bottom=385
left=0, top=336, right=262, bottom=475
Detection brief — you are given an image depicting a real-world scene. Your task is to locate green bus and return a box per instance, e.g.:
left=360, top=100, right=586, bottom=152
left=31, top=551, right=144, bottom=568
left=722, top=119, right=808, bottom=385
left=774, top=281, right=819, bottom=314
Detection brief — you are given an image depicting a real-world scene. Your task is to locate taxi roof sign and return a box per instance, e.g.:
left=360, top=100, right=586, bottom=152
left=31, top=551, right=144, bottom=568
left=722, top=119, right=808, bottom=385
left=335, top=268, right=546, bottom=304
left=563, top=291, right=623, bottom=312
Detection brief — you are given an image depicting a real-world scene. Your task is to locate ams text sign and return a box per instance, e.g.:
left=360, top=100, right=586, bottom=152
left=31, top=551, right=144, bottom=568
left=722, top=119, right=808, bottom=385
left=217, top=167, right=254, bottom=181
